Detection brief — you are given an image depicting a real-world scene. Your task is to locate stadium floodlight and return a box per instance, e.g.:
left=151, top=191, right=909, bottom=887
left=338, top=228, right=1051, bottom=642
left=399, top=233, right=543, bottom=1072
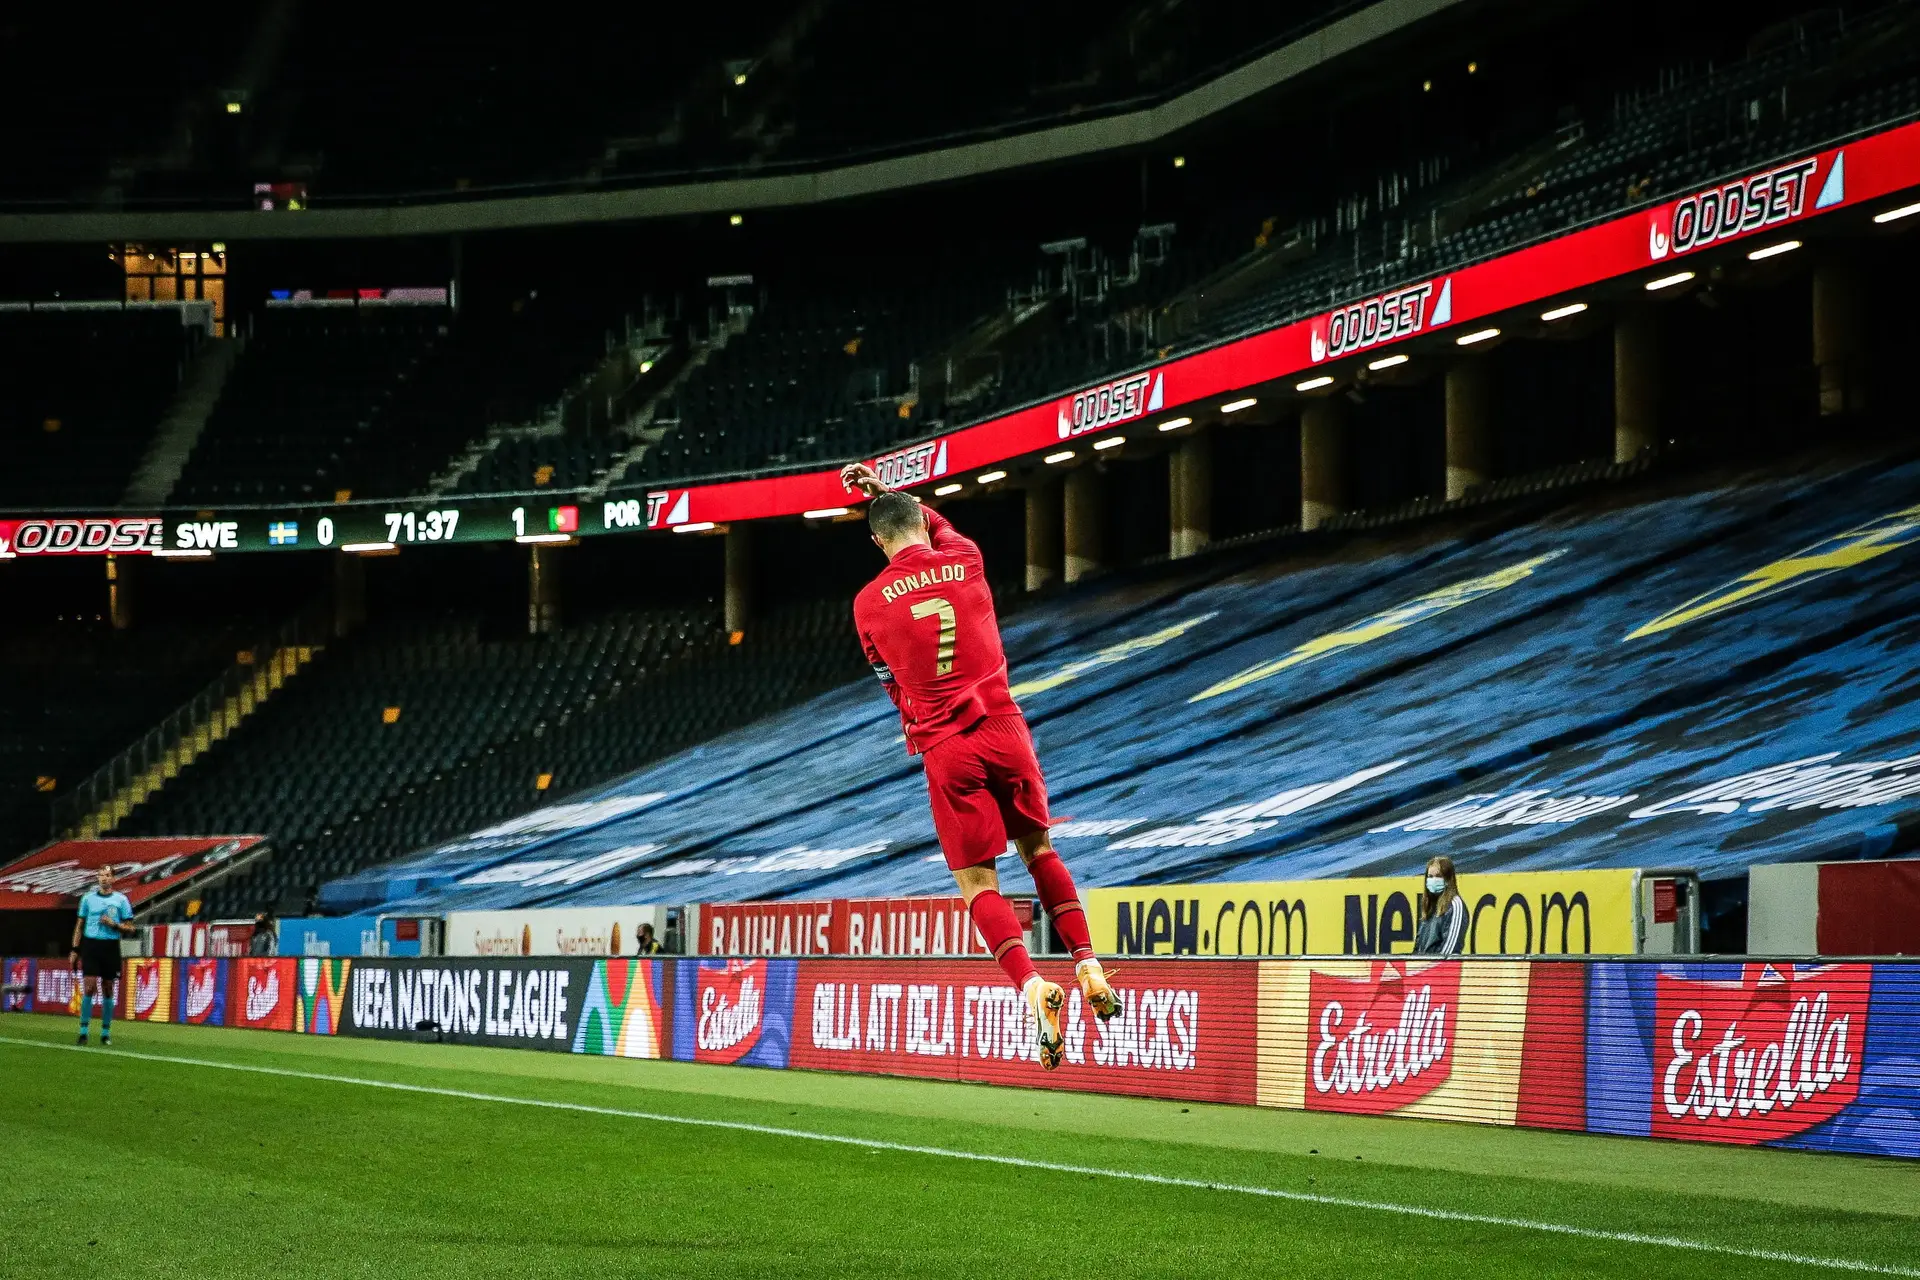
left=729, top=214, right=744, bottom=226
left=976, top=471, right=1008, bottom=484
left=1645, top=271, right=1695, bottom=291
left=1873, top=201, right=1920, bottom=224
left=672, top=521, right=716, bottom=534
left=1156, top=417, right=1193, bottom=432
left=1220, top=398, right=1258, bottom=413
left=1455, top=327, right=1501, bottom=346
left=340, top=541, right=396, bottom=554
left=934, top=482, right=964, bottom=495
left=514, top=533, right=573, bottom=544
left=1367, top=354, right=1409, bottom=370
left=1093, top=436, right=1125, bottom=451
left=1747, top=240, right=1801, bottom=261
left=1045, top=450, right=1075, bottom=464
left=1540, top=302, right=1588, bottom=321
left=802, top=507, right=850, bottom=519
left=1294, top=376, right=1335, bottom=391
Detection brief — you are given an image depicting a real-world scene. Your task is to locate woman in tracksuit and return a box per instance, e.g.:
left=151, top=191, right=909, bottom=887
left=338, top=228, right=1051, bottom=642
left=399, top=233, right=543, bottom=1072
left=1415, top=855, right=1469, bottom=955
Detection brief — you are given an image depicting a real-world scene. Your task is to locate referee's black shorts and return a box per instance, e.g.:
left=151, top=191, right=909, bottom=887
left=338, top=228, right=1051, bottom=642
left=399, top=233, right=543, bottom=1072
left=79, top=938, right=123, bottom=980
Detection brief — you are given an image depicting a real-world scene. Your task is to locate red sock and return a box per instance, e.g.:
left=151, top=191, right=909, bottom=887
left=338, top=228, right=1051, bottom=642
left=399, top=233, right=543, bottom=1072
left=968, top=889, right=1039, bottom=990
left=1027, top=849, right=1095, bottom=962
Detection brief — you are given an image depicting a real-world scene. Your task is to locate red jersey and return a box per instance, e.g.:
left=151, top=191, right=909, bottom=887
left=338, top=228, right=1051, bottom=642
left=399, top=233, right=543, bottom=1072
left=854, top=505, right=1021, bottom=754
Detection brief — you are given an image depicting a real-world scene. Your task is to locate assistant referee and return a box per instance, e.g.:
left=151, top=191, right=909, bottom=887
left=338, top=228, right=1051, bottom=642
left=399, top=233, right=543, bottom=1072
left=71, top=866, right=134, bottom=1046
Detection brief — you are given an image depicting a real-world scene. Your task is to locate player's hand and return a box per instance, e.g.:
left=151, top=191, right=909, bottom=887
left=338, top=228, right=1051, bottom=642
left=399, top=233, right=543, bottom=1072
left=840, top=461, right=887, bottom=498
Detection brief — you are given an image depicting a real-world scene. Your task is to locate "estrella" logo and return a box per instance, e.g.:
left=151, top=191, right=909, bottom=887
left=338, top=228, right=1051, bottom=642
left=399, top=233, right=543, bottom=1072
left=246, top=970, right=282, bottom=1022
left=1626, top=502, right=1920, bottom=639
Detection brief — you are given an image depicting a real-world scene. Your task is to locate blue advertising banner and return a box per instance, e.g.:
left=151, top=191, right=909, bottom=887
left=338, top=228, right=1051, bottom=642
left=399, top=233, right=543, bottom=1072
left=671, top=958, right=796, bottom=1068
left=1585, top=961, right=1919, bottom=1158
left=274, top=915, right=428, bottom=957
left=174, top=956, right=228, bottom=1026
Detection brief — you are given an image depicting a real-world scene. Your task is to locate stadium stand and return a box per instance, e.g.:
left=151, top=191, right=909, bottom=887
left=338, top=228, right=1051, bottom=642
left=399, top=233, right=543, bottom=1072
left=127, top=592, right=871, bottom=921
left=0, top=308, right=207, bottom=508
left=6, top=0, right=1920, bottom=937
left=170, top=287, right=656, bottom=503
left=170, top=307, right=448, bottom=504
left=978, top=2, right=1920, bottom=416
left=118, top=605, right=712, bottom=911
left=20, top=3, right=1911, bottom=514
left=637, top=277, right=1001, bottom=480
left=0, top=619, right=256, bottom=861
left=0, top=8, right=256, bottom=205
left=318, top=444, right=1920, bottom=917
left=1, top=2, right=1390, bottom=207
left=520, top=1, right=1920, bottom=486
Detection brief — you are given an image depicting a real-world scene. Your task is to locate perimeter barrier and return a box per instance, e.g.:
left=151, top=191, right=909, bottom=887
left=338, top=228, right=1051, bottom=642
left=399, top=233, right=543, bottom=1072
left=3, top=953, right=1913, bottom=1159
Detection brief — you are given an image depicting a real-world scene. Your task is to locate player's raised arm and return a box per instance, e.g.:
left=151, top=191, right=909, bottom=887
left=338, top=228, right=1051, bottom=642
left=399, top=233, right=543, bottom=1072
left=839, top=460, right=982, bottom=569
left=917, top=503, right=982, bottom=569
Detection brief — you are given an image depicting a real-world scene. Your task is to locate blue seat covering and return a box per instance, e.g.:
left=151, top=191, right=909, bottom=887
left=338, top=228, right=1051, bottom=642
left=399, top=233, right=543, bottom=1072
left=322, top=455, right=1920, bottom=914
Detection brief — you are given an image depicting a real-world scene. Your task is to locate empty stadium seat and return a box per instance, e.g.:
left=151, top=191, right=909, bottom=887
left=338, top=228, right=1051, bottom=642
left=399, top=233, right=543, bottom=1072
left=326, top=449, right=1920, bottom=916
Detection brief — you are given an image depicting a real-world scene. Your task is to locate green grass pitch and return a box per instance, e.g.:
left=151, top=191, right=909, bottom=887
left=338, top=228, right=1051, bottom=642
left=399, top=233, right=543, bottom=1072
left=3, top=1014, right=1917, bottom=1278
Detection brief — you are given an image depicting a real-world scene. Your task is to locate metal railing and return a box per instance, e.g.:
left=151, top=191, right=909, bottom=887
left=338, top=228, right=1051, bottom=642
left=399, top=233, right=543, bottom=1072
left=50, top=597, right=336, bottom=839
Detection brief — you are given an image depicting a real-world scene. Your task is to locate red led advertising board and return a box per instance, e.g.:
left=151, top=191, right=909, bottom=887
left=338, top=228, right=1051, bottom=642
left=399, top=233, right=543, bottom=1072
left=631, top=122, right=1920, bottom=531
left=3, top=123, right=1918, bottom=552
left=699, top=895, right=1012, bottom=957
left=786, top=958, right=1261, bottom=1104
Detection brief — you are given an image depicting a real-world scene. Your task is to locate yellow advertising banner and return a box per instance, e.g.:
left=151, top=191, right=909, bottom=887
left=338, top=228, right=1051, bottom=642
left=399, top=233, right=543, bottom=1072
left=1255, top=958, right=1532, bottom=1124
left=1087, top=869, right=1637, bottom=956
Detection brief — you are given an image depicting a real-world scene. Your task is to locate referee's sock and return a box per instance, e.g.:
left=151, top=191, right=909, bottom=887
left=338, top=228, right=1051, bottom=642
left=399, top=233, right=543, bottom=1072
left=99, top=989, right=113, bottom=1037
left=77, top=991, right=91, bottom=1037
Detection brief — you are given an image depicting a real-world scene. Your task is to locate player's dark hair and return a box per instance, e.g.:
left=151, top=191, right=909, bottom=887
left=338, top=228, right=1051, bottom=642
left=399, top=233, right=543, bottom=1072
left=867, top=492, right=926, bottom=543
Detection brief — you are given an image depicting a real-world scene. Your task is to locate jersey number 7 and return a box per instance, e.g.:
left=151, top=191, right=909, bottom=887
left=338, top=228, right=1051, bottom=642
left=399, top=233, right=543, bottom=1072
left=910, top=596, right=958, bottom=675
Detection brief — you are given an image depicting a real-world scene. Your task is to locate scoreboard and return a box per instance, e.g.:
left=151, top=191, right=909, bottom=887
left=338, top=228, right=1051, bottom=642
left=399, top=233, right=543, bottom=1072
left=0, top=499, right=591, bottom=558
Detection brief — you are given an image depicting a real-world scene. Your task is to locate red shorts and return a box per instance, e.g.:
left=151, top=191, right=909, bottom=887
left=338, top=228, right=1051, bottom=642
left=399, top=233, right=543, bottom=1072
left=922, top=714, right=1052, bottom=870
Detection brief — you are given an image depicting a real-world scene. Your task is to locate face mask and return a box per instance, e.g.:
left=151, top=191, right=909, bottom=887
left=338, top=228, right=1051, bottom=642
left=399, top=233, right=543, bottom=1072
left=1426, top=876, right=1449, bottom=895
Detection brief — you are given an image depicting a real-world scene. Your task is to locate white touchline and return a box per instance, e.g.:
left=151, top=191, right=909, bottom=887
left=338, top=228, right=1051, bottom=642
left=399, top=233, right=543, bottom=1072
left=2, top=1035, right=1912, bottom=1276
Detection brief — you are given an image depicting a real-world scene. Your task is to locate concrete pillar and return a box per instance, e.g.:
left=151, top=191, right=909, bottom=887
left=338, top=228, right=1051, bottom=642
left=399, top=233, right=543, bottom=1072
left=1445, top=359, right=1494, bottom=500
left=1814, top=258, right=1868, bottom=418
left=1170, top=430, right=1213, bottom=558
left=106, top=555, right=134, bottom=630
left=1300, top=398, right=1350, bottom=531
left=332, top=551, right=366, bottom=638
left=1063, top=467, right=1106, bottom=584
left=1025, top=479, right=1063, bottom=592
left=724, top=524, right=753, bottom=635
left=1614, top=308, right=1660, bottom=463
left=528, top=544, right=560, bottom=635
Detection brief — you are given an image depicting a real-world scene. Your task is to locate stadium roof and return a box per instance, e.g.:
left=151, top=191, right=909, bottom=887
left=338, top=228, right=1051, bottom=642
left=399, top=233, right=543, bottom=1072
left=0, top=0, right=1470, bottom=243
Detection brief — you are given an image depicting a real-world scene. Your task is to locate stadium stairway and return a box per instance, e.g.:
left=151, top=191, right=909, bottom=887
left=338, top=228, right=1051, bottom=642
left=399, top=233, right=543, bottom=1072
left=0, top=617, right=269, bottom=860
left=120, top=336, right=242, bottom=507
left=59, top=602, right=332, bottom=840
left=0, top=307, right=207, bottom=509
left=324, top=444, right=1920, bottom=917
left=129, top=598, right=874, bottom=921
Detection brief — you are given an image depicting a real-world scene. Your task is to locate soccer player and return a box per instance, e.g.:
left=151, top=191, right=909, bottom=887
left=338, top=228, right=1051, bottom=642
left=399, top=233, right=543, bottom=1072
left=70, top=866, right=134, bottom=1046
left=842, top=461, right=1120, bottom=1070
